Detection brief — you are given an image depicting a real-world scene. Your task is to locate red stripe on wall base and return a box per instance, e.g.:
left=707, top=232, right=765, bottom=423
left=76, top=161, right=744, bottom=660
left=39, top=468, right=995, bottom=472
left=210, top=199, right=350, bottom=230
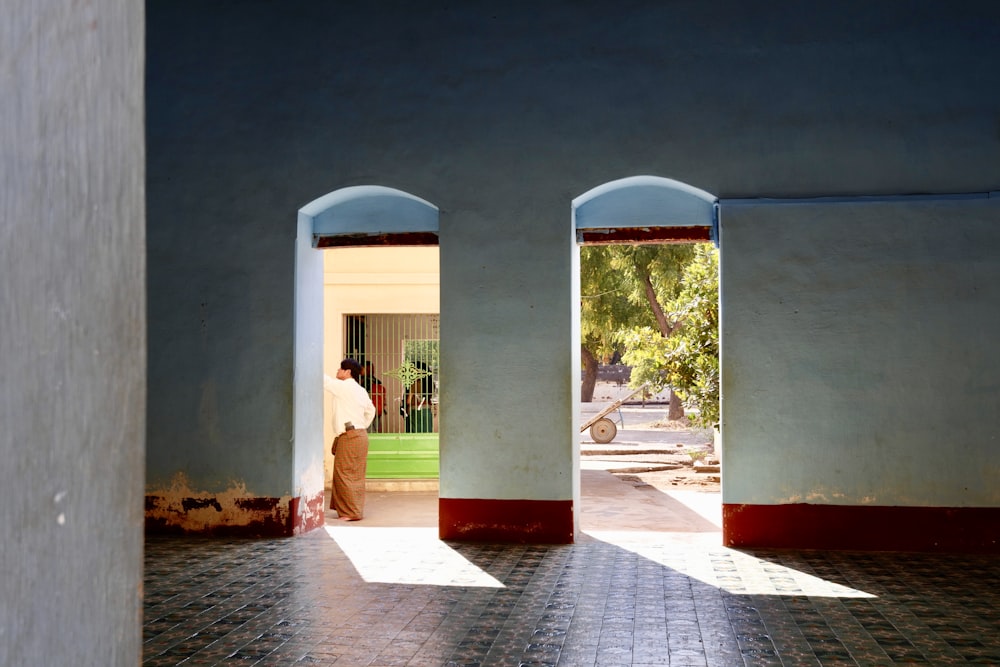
left=439, top=498, right=574, bottom=544
left=724, top=503, right=1000, bottom=553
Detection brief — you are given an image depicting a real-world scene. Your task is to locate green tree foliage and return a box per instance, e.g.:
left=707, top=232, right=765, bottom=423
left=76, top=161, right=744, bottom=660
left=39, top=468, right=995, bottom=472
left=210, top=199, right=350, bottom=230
left=580, top=246, right=635, bottom=362
left=579, top=244, right=695, bottom=413
left=619, top=245, right=719, bottom=426
left=580, top=246, right=632, bottom=401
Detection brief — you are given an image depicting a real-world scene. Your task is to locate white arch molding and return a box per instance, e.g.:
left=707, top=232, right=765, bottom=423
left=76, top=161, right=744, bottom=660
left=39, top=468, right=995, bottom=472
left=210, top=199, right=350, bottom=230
left=573, top=175, right=718, bottom=244
left=292, top=186, right=441, bottom=528
left=305, top=185, right=440, bottom=247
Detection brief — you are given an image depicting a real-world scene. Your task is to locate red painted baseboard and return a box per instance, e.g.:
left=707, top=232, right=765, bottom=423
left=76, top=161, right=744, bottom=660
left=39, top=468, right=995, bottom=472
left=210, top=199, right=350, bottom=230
left=724, top=503, right=1000, bottom=552
left=439, top=497, right=574, bottom=544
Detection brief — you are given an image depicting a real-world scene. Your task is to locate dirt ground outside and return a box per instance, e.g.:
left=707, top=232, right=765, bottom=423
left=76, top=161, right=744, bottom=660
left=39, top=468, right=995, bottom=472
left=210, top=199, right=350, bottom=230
left=581, top=382, right=720, bottom=493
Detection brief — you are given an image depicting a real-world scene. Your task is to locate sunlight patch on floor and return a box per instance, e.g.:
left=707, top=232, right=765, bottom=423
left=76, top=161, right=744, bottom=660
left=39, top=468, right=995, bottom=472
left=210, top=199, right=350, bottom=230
left=324, top=525, right=505, bottom=588
left=609, top=539, right=877, bottom=599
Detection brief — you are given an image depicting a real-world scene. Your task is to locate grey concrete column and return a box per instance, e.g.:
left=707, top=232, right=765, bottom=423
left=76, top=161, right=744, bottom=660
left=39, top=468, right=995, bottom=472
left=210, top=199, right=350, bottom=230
left=1, top=2, right=145, bottom=664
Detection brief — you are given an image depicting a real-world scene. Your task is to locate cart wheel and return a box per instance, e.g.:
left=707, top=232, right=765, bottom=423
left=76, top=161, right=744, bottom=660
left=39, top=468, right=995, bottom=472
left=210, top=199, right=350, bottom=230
left=590, top=418, right=617, bottom=444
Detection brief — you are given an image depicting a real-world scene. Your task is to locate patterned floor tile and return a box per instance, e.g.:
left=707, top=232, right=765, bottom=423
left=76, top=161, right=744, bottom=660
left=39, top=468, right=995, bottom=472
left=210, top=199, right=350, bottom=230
left=143, top=497, right=1000, bottom=666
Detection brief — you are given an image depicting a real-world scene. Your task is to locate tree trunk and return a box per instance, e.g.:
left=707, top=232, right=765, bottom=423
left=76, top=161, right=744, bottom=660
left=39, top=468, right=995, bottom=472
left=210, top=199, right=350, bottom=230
left=641, top=271, right=672, bottom=336
left=667, top=389, right=685, bottom=421
left=581, top=345, right=599, bottom=402
left=641, top=268, right=685, bottom=419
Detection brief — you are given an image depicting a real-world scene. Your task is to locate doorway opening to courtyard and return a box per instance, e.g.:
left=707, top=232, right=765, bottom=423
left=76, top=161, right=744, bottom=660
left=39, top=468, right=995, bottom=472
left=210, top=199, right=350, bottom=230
left=296, top=186, right=441, bottom=528
left=572, top=176, right=721, bottom=537
left=324, top=253, right=441, bottom=488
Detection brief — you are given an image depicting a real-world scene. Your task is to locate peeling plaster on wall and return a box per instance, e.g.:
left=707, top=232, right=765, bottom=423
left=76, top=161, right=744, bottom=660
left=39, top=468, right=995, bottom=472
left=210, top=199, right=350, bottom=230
left=771, top=484, right=851, bottom=505
left=292, top=492, right=326, bottom=535
left=801, top=490, right=848, bottom=504
left=776, top=481, right=1000, bottom=507
left=294, top=459, right=327, bottom=534
left=456, top=522, right=548, bottom=536
left=777, top=489, right=902, bottom=506
left=298, top=457, right=325, bottom=497
left=145, top=473, right=292, bottom=535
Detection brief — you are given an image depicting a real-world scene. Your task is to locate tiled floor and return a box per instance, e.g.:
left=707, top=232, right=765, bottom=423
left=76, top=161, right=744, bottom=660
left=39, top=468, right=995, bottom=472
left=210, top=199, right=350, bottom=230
left=144, top=479, right=1000, bottom=666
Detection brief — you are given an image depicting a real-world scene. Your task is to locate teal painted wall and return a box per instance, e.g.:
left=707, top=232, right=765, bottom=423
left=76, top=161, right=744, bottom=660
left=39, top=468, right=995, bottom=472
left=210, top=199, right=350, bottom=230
left=145, top=1, right=1000, bottom=516
left=720, top=197, right=1000, bottom=507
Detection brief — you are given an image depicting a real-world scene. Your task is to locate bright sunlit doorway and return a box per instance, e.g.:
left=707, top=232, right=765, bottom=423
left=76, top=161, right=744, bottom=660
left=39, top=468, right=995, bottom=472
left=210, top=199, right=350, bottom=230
left=296, top=186, right=441, bottom=531
left=572, top=176, right=722, bottom=539
left=322, top=248, right=441, bottom=495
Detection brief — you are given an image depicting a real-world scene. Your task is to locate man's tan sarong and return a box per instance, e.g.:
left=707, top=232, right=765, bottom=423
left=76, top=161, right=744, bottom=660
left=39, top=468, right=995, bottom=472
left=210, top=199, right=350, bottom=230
left=330, top=428, right=369, bottom=519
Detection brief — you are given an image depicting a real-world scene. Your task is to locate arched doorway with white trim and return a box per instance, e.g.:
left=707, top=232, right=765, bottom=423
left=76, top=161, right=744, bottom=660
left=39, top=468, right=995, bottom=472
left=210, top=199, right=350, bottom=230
left=294, top=186, right=441, bottom=527
left=571, top=175, right=720, bottom=536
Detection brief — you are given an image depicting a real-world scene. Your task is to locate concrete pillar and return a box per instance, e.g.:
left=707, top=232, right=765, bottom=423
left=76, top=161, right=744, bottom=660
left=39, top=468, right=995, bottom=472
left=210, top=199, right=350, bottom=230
left=438, top=201, right=578, bottom=543
left=1, top=2, right=145, bottom=664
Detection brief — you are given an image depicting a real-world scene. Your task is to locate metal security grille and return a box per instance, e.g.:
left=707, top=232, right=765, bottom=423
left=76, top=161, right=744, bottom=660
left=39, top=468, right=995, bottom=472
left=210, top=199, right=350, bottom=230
left=344, top=314, right=439, bottom=435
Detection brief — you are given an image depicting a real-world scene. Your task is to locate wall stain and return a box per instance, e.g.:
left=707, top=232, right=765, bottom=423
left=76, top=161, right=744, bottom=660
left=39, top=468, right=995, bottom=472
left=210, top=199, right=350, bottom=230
left=145, top=472, right=319, bottom=537
left=182, top=497, right=222, bottom=512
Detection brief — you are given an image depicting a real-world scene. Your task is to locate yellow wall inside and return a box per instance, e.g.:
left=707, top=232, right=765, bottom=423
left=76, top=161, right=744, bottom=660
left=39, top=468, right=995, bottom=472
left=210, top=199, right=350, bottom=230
left=322, top=247, right=440, bottom=482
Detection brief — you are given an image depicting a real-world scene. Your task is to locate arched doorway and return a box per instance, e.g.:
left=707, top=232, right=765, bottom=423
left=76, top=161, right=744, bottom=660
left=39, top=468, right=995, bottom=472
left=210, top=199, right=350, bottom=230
left=294, top=186, right=440, bottom=525
left=571, top=175, right=719, bottom=535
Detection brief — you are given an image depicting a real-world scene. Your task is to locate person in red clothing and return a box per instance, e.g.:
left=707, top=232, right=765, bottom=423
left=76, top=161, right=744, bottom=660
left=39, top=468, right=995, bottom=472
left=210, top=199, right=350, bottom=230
left=360, top=361, right=386, bottom=433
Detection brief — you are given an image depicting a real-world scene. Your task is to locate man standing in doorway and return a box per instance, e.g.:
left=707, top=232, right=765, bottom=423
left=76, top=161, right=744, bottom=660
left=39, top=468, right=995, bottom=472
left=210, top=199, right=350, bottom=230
left=324, top=358, right=376, bottom=521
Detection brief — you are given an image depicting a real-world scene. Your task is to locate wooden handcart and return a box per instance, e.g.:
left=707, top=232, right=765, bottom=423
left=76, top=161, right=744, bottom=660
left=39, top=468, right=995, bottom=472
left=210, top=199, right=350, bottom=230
left=581, top=383, right=649, bottom=444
